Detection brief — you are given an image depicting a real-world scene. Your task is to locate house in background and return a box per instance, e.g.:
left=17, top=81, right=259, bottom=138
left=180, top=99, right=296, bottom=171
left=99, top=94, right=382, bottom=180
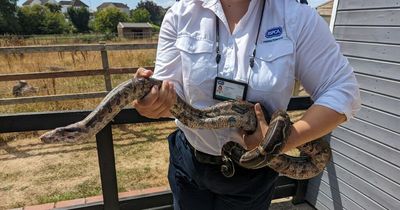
left=97, top=2, right=130, bottom=14
left=22, top=0, right=58, bottom=6
left=316, top=0, right=333, bottom=23
left=117, top=22, right=153, bottom=38
left=59, top=0, right=89, bottom=13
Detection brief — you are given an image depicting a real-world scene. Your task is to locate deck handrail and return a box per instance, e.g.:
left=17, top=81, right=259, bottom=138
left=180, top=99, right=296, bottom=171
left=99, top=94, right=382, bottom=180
left=0, top=96, right=313, bottom=210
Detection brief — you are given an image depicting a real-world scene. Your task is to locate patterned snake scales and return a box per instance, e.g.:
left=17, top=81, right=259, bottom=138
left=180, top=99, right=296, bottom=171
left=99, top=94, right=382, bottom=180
left=40, top=77, right=331, bottom=180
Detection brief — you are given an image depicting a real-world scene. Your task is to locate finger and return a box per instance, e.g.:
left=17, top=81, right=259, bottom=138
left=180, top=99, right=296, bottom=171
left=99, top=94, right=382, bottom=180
left=151, top=81, right=169, bottom=110
left=255, top=103, right=268, bottom=135
left=169, top=82, right=177, bottom=103
left=255, top=103, right=267, bottom=124
left=238, top=129, right=246, bottom=138
left=136, top=67, right=153, bottom=78
left=166, top=81, right=176, bottom=103
left=135, top=85, right=159, bottom=107
left=155, top=106, right=172, bottom=118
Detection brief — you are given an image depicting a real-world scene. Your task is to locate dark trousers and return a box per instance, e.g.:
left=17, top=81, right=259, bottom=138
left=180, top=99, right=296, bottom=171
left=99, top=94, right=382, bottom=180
left=167, top=129, right=279, bottom=210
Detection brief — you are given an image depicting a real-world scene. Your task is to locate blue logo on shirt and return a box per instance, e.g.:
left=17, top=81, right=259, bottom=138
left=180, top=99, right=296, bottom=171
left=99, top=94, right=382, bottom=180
left=265, top=27, right=283, bottom=39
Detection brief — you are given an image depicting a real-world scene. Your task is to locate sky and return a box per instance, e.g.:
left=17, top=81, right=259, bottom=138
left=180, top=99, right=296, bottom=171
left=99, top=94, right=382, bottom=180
left=17, top=0, right=330, bottom=11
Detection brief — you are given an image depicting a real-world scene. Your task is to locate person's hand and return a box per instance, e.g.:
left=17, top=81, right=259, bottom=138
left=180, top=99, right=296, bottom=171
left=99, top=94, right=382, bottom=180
left=242, top=103, right=269, bottom=150
left=132, top=67, right=176, bottom=119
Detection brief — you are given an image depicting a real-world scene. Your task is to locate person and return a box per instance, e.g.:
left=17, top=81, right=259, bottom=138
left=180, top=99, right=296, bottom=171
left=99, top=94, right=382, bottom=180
left=133, top=0, right=361, bottom=209
left=216, top=85, right=223, bottom=94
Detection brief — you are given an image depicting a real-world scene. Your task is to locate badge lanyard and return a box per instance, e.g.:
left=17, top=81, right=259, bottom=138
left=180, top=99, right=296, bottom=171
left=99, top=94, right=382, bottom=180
left=213, top=0, right=266, bottom=101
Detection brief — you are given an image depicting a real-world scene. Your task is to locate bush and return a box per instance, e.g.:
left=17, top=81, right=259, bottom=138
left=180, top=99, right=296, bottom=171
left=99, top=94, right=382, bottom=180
left=93, top=7, right=129, bottom=33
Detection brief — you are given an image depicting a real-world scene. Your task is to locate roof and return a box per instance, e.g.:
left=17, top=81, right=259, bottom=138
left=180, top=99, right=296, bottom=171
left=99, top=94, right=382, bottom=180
left=22, top=0, right=51, bottom=6
left=118, top=22, right=153, bottom=29
left=59, top=0, right=88, bottom=7
left=22, top=0, right=88, bottom=7
left=317, top=0, right=333, bottom=16
left=59, top=0, right=71, bottom=5
left=22, top=0, right=33, bottom=5
left=97, top=2, right=130, bottom=10
left=72, top=0, right=88, bottom=7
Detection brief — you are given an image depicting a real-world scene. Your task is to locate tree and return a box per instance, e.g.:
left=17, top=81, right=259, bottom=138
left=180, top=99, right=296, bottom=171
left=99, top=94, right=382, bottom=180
left=130, top=8, right=151, bottom=23
left=18, top=5, right=71, bottom=35
left=42, top=11, right=70, bottom=34
left=44, top=3, right=61, bottom=13
left=93, top=7, right=128, bottom=33
left=68, top=7, right=90, bottom=33
left=17, top=5, right=48, bottom=34
left=0, top=0, right=20, bottom=34
left=136, top=0, right=166, bottom=25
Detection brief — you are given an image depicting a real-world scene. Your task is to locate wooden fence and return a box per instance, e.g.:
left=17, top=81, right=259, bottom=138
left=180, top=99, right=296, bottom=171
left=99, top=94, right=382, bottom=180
left=0, top=43, right=304, bottom=106
left=0, top=43, right=157, bottom=106
left=0, top=33, right=160, bottom=47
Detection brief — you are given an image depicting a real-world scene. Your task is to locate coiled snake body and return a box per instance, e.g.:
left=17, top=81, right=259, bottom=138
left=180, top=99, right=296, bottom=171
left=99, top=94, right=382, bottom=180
left=40, top=77, right=331, bottom=180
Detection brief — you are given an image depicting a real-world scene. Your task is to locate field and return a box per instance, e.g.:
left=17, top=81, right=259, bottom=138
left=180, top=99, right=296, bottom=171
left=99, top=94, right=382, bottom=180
left=0, top=46, right=156, bottom=113
left=0, top=34, right=158, bottom=47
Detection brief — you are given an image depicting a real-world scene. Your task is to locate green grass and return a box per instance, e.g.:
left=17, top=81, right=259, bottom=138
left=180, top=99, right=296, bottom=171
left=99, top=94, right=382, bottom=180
left=36, top=179, right=102, bottom=204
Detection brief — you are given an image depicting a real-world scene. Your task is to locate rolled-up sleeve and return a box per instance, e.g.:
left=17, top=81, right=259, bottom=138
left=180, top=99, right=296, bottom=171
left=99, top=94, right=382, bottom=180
left=152, top=6, right=185, bottom=99
left=293, top=5, right=361, bottom=120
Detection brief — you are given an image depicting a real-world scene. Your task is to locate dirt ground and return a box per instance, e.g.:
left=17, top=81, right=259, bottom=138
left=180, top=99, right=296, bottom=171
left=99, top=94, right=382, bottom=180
left=0, top=122, right=176, bottom=209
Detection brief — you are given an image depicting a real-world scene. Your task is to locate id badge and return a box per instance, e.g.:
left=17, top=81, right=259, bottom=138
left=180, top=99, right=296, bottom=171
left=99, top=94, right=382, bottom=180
left=213, top=77, right=248, bottom=101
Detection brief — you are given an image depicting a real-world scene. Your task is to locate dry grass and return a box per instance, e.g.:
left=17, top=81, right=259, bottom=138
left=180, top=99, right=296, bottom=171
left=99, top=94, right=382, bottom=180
left=0, top=122, right=176, bottom=209
left=0, top=35, right=159, bottom=47
left=0, top=48, right=156, bottom=113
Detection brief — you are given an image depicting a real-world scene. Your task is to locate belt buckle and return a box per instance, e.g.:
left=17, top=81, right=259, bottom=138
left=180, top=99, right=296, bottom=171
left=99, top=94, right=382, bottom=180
left=193, top=149, right=212, bottom=164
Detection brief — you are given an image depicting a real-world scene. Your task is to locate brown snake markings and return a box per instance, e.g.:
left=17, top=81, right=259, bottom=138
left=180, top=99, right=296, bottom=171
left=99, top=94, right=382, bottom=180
left=40, top=77, right=331, bottom=180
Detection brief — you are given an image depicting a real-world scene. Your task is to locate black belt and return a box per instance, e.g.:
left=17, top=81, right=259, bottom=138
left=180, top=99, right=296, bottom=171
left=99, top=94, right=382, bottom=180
left=178, top=130, right=236, bottom=177
left=181, top=134, right=224, bottom=165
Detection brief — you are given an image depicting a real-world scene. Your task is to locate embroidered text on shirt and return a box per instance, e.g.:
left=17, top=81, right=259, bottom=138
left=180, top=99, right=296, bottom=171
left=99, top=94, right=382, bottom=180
left=264, top=26, right=283, bottom=43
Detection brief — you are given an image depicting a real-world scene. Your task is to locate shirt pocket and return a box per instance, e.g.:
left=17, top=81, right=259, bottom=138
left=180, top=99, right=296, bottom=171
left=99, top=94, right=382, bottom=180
left=175, top=36, right=216, bottom=86
left=250, top=39, right=294, bottom=93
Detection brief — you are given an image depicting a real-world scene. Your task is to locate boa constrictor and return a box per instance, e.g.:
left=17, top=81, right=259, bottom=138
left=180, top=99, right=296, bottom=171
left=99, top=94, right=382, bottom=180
left=40, top=77, right=331, bottom=180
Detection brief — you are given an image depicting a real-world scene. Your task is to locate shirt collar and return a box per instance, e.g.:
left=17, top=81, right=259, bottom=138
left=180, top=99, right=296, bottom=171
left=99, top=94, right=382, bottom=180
left=201, top=0, right=218, bottom=8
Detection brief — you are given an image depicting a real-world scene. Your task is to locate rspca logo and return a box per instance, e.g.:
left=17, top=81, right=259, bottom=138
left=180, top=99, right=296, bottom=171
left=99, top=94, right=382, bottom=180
left=217, top=80, right=224, bottom=85
left=265, top=27, right=282, bottom=39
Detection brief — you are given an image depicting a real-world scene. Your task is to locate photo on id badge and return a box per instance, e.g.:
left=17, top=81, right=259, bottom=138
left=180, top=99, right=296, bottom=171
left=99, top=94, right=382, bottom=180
left=213, top=77, right=248, bottom=101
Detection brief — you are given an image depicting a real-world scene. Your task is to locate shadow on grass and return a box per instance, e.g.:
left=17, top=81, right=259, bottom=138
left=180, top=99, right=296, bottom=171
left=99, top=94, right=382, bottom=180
left=0, top=130, right=172, bottom=162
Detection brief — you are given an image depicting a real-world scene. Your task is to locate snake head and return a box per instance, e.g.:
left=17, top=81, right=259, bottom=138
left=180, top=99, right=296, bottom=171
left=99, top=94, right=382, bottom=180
left=40, top=124, right=85, bottom=143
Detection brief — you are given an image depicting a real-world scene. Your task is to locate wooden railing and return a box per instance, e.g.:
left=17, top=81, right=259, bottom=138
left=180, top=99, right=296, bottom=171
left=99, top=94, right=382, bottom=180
left=0, top=43, right=157, bottom=105
left=0, top=33, right=159, bottom=47
left=0, top=97, right=313, bottom=210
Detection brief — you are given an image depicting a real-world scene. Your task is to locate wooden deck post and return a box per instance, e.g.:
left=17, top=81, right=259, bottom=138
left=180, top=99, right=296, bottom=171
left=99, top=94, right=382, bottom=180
left=100, top=42, right=113, bottom=91
left=96, top=124, right=119, bottom=210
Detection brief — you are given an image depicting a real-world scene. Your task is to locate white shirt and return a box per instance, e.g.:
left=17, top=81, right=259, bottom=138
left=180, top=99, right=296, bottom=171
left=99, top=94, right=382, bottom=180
left=153, top=0, right=361, bottom=155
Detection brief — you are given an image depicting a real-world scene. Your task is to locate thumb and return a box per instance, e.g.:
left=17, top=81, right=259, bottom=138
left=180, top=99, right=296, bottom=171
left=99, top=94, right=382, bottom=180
left=255, top=103, right=268, bottom=133
left=136, top=67, right=153, bottom=78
